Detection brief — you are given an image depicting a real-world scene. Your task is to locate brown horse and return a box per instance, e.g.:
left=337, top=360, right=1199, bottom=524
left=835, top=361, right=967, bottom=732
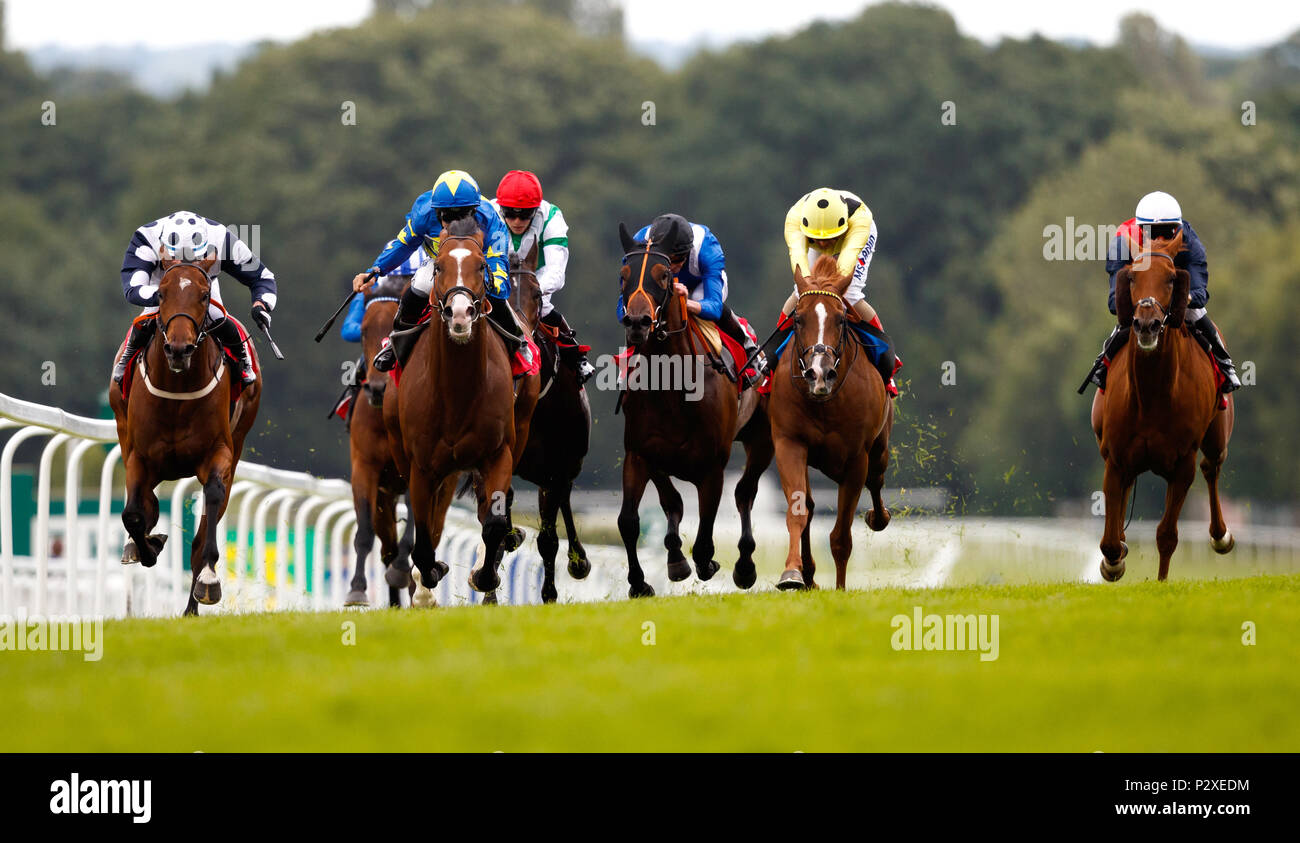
left=343, top=276, right=415, bottom=607
left=615, top=224, right=773, bottom=597
left=768, top=255, right=893, bottom=590
left=1090, top=230, right=1235, bottom=581
left=383, top=217, right=539, bottom=606
left=508, top=245, right=593, bottom=603
left=108, top=256, right=261, bottom=615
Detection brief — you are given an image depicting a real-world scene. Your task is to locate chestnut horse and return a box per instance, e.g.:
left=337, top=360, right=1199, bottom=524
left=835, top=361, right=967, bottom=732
left=769, top=256, right=893, bottom=590
left=509, top=245, right=593, bottom=603
left=343, top=276, right=415, bottom=607
left=108, top=256, right=261, bottom=615
left=616, top=223, right=773, bottom=597
left=383, top=217, right=539, bottom=606
left=1090, top=230, right=1235, bottom=581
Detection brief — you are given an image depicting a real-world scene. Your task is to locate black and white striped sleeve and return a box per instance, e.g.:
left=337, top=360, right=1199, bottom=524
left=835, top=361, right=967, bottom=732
left=219, top=225, right=278, bottom=310
left=120, top=227, right=160, bottom=307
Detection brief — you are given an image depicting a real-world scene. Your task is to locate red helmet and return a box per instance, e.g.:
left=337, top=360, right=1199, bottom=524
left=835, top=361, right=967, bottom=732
left=496, top=170, right=542, bottom=209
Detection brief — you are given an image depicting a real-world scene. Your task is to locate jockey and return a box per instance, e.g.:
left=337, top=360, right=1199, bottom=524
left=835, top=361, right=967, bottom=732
left=491, top=170, right=595, bottom=383
left=336, top=241, right=423, bottom=408
left=113, top=211, right=276, bottom=385
left=1082, top=190, right=1241, bottom=393
left=759, top=187, right=898, bottom=390
left=617, top=213, right=762, bottom=388
left=353, top=169, right=529, bottom=373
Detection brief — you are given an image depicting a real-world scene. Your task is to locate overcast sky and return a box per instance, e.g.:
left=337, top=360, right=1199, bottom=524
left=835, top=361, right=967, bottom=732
left=6, top=0, right=1295, bottom=51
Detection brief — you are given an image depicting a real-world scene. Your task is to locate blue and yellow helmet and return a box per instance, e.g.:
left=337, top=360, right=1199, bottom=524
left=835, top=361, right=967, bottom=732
left=430, top=170, right=481, bottom=209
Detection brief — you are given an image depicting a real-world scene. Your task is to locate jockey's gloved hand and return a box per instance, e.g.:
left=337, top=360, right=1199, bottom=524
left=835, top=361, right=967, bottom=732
left=251, top=301, right=272, bottom=330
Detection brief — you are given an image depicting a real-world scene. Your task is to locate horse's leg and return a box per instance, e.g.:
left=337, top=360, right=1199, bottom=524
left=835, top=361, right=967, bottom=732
left=371, top=486, right=406, bottom=606
left=537, top=485, right=560, bottom=603
left=651, top=472, right=690, bottom=582
left=865, top=423, right=892, bottom=531
left=1099, top=461, right=1131, bottom=581
left=617, top=451, right=654, bottom=598
left=1201, top=403, right=1234, bottom=553
left=733, top=434, right=774, bottom=590
left=501, top=485, right=524, bottom=555
left=345, top=479, right=377, bottom=607
left=1155, top=456, right=1196, bottom=581
left=559, top=485, right=590, bottom=579
left=121, top=456, right=163, bottom=569
left=184, top=514, right=206, bottom=616
left=690, top=468, right=723, bottom=582
left=469, top=448, right=514, bottom=595
left=773, top=436, right=811, bottom=590
left=191, top=453, right=233, bottom=607
left=830, top=456, right=870, bottom=590
left=407, top=468, right=439, bottom=608
left=801, top=470, right=817, bottom=588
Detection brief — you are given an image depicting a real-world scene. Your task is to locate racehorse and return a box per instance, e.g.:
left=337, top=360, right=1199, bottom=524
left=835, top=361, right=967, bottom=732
left=108, top=255, right=261, bottom=615
left=383, top=217, right=539, bottom=606
left=343, top=276, right=415, bottom=607
left=615, top=223, right=773, bottom=598
left=1090, top=230, right=1235, bottom=581
left=768, top=255, right=893, bottom=590
left=508, top=243, right=593, bottom=603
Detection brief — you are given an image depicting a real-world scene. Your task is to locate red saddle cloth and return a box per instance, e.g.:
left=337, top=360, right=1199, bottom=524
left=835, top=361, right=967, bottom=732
left=118, top=316, right=257, bottom=408
left=391, top=308, right=539, bottom=389
left=1098, top=331, right=1229, bottom=410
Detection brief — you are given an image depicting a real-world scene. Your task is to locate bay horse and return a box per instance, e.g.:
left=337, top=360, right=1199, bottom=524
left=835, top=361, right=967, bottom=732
left=383, top=217, right=539, bottom=606
left=616, top=223, right=773, bottom=598
left=509, top=244, right=593, bottom=603
left=108, top=255, right=261, bottom=615
left=1090, top=230, right=1235, bottom=581
left=343, top=276, right=416, bottom=607
left=768, top=255, right=893, bottom=590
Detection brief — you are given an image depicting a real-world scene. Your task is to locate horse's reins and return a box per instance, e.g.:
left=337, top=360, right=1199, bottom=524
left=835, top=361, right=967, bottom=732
left=622, top=240, right=685, bottom=341
left=141, top=263, right=228, bottom=401
left=1129, top=251, right=1179, bottom=333
left=791, top=288, right=857, bottom=400
left=434, top=234, right=491, bottom=324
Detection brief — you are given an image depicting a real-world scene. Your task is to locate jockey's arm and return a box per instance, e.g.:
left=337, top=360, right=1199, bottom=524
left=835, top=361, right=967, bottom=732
left=1104, top=232, right=1129, bottom=315
left=121, top=228, right=160, bottom=307
left=220, top=226, right=277, bottom=311
left=692, top=232, right=726, bottom=321
left=340, top=294, right=364, bottom=342
left=481, top=202, right=512, bottom=299
left=535, top=207, right=570, bottom=299
left=783, top=199, right=810, bottom=276
left=1181, top=222, right=1209, bottom=309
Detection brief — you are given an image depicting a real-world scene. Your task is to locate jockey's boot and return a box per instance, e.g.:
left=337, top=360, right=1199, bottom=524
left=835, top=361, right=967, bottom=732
left=756, top=312, right=796, bottom=377
left=1192, top=313, right=1242, bottom=393
left=1079, top=326, right=1129, bottom=393
left=541, top=309, right=595, bottom=383
left=486, top=296, right=534, bottom=373
left=212, top=318, right=257, bottom=384
left=112, top=318, right=156, bottom=384
left=718, top=306, right=764, bottom=389
left=372, top=285, right=428, bottom=372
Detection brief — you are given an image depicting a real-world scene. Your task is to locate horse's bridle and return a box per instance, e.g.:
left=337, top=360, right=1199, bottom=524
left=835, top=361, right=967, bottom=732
left=1129, top=251, right=1178, bottom=332
left=434, top=234, right=490, bottom=324
left=791, top=288, right=857, bottom=400
left=622, top=239, right=682, bottom=340
left=157, top=262, right=225, bottom=348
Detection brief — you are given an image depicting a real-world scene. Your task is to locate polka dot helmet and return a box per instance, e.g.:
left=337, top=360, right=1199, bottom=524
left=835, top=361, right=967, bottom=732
left=159, top=211, right=211, bottom=261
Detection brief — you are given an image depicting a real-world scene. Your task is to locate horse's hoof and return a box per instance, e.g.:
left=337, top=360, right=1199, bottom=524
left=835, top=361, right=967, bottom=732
left=567, top=549, right=590, bottom=580
left=695, top=558, right=720, bottom=582
left=1099, top=556, right=1126, bottom=582
left=482, top=591, right=498, bottom=605
left=344, top=589, right=369, bottom=607
left=1211, top=531, right=1235, bottom=554
left=733, top=560, right=757, bottom=590
left=502, top=527, right=525, bottom=553
left=410, top=568, right=436, bottom=608
left=629, top=581, right=655, bottom=598
left=192, top=579, right=222, bottom=606
left=121, top=540, right=139, bottom=565
left=469, top=566, right=500, bottom=593
left=384, top=564, right=411, bottom=589
left=776, top=569, right=808, bottom=591
left=542, top=582, right=558, bottom=604
left=867, top=509, right=891, bottom=532
left=666, top=556, right=692, bottom=582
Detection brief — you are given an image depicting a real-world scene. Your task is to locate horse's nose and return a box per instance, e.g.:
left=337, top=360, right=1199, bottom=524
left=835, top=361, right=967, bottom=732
left=166, top=342, right=196, bottom=357
left=824, top=368, right=837, bottom=382
left=622, top=314, right=651, bottom=330
left=803, top=368, right=817, bottom=382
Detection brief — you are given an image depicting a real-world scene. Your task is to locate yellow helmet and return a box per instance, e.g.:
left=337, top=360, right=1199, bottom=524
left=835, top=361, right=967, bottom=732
left=798, top=188, right=850, bottom=240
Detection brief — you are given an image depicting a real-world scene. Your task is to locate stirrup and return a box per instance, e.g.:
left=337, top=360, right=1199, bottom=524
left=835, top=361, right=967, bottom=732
left=372, top=337, right=396, bottom=372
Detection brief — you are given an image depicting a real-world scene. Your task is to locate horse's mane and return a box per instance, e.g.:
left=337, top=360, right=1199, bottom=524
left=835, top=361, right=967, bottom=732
left=807, top=254, right=846, bottom=291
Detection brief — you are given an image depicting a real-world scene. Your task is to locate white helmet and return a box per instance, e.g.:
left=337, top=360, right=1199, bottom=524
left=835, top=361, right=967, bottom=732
left=1135, top=191, right=1182, bottom=226
left=158, top=211, right=212, bottom=261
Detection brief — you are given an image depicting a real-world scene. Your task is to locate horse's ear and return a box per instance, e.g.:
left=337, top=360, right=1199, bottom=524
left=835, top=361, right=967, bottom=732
left=793, top=264, right=810, bottom=292
left=1115, top=266, right=1135, bottom=328
left=1170, top=268, right=1191, bottom=326
left=618, top=222, right=636, bottom=254
left=833, top=269, right=854, bottom=297
left=198, top=254, right=218, bottom=275
left=526, top=238, right=539, bottom=268
left=158, top=256, right=179, bottom=272
left=509, top=253, right=520, bottom=271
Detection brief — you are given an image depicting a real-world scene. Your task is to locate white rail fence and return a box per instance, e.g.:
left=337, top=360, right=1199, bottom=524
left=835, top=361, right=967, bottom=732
left=0, top=391, right=620, bottom=617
